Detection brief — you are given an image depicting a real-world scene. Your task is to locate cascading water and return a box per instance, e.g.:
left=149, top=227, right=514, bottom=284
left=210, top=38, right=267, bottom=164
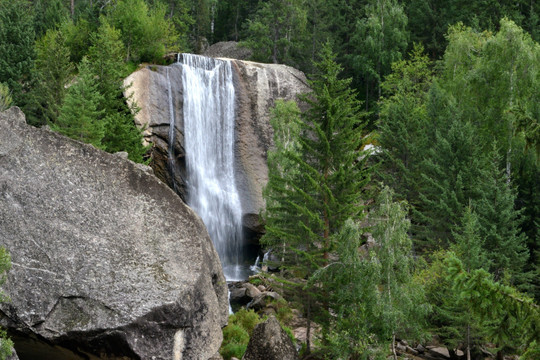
left=174, top=54, right=246, bottom=281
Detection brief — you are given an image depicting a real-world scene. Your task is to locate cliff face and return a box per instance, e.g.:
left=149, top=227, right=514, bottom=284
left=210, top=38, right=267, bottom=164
left=0, top=107, right=228, bottom=360
left=124, top=55, right=309, bottom=237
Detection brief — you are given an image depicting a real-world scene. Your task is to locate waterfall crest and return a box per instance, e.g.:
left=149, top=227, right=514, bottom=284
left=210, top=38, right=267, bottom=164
left=176, top=53, right=245, bottom=281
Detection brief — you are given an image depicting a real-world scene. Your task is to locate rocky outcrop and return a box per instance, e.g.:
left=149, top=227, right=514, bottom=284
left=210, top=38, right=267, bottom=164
left=242, top=316, right=298, bottom=360
left=203, top=41, right=252, bottom=60
left=124, top=55, right=309, bottom=237
left=0, top=107, right=228, bottom=359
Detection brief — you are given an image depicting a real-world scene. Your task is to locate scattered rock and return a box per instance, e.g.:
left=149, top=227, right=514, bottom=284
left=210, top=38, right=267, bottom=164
left=244, top=283, right=262, bottom=298
left=428, top=347, right=450, bottom=359
left=0, top=107, right=228, bottom=359
left=248, top=292, right=282, bottom=311
left=242, top=316, right=298, bottom=360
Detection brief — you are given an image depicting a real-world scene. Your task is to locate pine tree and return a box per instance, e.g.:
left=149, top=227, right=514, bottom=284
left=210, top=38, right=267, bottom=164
left=261, top=44, right=371, bottom=353
left=53, top=57, right=104, bottom=148
left=348, top=0, right=409, bottom=113
left=475, top=144, right=529, bottom=286
left=445, top=253, right=540, bottom=359
left=0, top=0, right=35, bottom=106
left=414, top=89, right=484, bottom=249
left=87, top=20, right=148, bottom=163
left=378, top=43, right=432, bottom=206
left=243, top=0, right=308, bottom=67
left=24, top=28, right=73, bottom=126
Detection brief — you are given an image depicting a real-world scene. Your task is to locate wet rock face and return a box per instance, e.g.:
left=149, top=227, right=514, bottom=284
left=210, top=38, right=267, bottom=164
left=0, top=107, right=228, bottom=360
left=124, top=56, right=309, bottom=238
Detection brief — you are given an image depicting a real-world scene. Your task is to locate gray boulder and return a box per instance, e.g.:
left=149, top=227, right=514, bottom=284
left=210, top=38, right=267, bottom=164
left=203, top=41, right=253, bottom=60
left=242, top=316, right=298, bottom=360
left=0, top=107, right=228, bottom=359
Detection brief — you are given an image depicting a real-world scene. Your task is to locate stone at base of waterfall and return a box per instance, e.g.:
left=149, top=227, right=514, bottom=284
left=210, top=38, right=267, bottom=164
left=247, top=292, right=282, bottom=312
left=229, top=281, right=266, bottom=309
left=242, top=316, right=298, bottom=360
left=426, top=346, right=451, bottom=359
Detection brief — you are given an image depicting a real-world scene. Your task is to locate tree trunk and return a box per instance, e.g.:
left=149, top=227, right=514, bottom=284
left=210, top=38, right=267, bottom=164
left=466, top=323, right=471, bottom=360
left=392, top=333, right=397, bottom=360
left=306, top=292, right=311, bottom=354
left=70, top=0, right=75, bottom=18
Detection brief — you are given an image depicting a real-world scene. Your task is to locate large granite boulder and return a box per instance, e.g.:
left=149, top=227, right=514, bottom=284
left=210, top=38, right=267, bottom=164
left=242, top=316, right=298, bottom=360
left=124, top=56, right=309, bottom=238
left=0, top=107, right=228, bottom=360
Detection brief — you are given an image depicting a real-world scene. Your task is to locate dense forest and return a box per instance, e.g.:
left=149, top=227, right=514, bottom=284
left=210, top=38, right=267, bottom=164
left=0, top=0, right=539, bottom=359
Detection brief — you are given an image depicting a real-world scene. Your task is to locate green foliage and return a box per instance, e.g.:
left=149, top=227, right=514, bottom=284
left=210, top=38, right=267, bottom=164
left=348, top=0, right=409, bottom=112
left=475, top=144, right=529, bottom=285
left=33, top=0, right=69, bottom=37
left=0, top=0, right=35, bottom=105
left=0, top=83, right=13, bottom=112
left=378, top=43, right=432, bottom=205
left=0, top=247, right=13, bottom=360
left=310, top=188, right=428, bottom=358
left=53, top=57, right=104, bottom=148
left=24, top=28, right=74, bottom=126
left=219, top=341, right=247, bottom=360
left=62, top=18, right=95, bottom=64
left=243, top=0, right=307, bottom=66
left=87, top=20, right=127, bottom=110
left=445, top=253, right=540, bottom=355
left=441, top=19, right=540, bottom=168
left=220, top=309, right=264, bottom=360
left=106, top=0, right=179, bottom=63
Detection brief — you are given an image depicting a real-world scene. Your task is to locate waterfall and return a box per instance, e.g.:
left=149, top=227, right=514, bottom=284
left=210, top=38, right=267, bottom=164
left=176, top=54, right=245, bottom=281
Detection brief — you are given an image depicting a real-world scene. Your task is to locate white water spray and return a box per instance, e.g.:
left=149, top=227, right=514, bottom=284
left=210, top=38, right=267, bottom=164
left=177, top=54, right=245, bottom=281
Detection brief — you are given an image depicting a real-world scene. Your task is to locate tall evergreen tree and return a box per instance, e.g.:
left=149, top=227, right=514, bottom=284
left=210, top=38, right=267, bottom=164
left=413, top=87, right=484, bottom=249
left=87, top=20, right=148, bottom=163
left=53, top=57, right=104, bottom=148
left=0, top=0, right=35, bottom=106
left=261, top=44, right=371, bottom=352
left=475, top=144, right=529, bottom=285
left=24, top=28, right=73, bottom=126
left=378, top=43, right=432, bottom=206
left=348, top=0, right=408, bottom=113
left=243, top=0, right=308, bottom=67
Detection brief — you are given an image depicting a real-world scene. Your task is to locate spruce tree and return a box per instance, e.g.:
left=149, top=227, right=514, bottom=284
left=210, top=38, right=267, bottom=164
left=445, top=254, right=540, bottom=359
left=87, top=20, right=148, bottom=163
left=24, top=28, right=73, bottom=126
left=475, top=144, right=529, bottom=285
left=378, top=43, right=432, bottom=206
left=261, top=44, right=371, bottom=352
left=414, top=89, right=484, bottom=249
left=0, top=0, right=35, bottom=106
left=53, top=57, right=104, bottom=148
